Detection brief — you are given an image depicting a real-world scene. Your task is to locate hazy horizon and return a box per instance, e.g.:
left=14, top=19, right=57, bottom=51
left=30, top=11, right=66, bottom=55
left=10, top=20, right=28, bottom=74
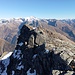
left=0, top=16, right=75, bottom=20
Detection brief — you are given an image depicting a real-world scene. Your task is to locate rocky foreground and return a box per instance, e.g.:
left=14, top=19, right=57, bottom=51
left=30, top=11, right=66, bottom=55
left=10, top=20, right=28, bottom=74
left=0, top=25, right=75, bottom=75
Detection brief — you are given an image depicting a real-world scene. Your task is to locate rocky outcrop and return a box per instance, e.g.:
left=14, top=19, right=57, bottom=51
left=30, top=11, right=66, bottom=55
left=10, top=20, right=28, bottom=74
left=0, top=25, right=75, bottom=75
left=1, top=18, right=75, bottom=58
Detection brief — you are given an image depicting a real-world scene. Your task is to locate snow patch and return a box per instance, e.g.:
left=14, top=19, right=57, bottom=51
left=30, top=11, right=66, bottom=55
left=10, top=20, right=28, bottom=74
left=27, top=68, right=36, bottom=75
left=33, top=54, right=37, bottom=59
left=18, top=42, right=23, bottom=46
left=45, top=49, right=49, bottom=53
left=1, top=52, right=13, bottom=60
left=18, top=61, right=22, bottom=65
left=1, top=58, right=10, bottom=75
left=1, top=69, right=7, bottom=75
left=12, top=71, right=15, bottom=75
left=2, top=58, right=10, bottom=67
left=16, top=61, right=24, bottom=70
left=33, top=27, right=36, bottom=30
left=16, top=65, right=24, bottom=70
left=13, top=50, right=23, bottom=59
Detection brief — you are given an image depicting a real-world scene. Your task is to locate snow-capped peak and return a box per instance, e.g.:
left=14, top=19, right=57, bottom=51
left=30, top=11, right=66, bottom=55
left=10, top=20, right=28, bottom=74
left=25, top=16, right=39, bottom=21
left=0, top=19, right=9, bottom=23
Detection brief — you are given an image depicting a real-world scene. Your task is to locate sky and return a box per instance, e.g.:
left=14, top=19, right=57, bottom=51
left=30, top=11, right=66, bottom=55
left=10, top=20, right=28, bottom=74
left=0, top=0, right=75, bottom=19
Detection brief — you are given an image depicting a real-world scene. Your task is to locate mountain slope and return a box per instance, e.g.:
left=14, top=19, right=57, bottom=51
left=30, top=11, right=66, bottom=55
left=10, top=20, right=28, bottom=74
left=0, top=38, right=15, bottom=57
left=0, top=25, right=75, bottom=75
left=0, top=17, right=75, bottom=62
left=0, top=18, right=24, bottom=56
left=0, top=17, right=75, bottom=44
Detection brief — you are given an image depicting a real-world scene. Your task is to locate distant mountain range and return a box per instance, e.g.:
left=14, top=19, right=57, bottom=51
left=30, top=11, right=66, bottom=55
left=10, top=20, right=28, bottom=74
left=0, top=16, right=75, bottom=42
left=0, top=16, right=75, bottom=56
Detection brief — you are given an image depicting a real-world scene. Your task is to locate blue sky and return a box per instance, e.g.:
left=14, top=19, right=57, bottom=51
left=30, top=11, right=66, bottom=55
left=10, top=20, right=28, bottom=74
left=0, top=0, right=75, bottom=19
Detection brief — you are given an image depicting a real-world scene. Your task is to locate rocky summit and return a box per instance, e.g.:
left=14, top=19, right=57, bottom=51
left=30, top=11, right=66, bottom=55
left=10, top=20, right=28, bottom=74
left=0, top=25, right=75, bottom=75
